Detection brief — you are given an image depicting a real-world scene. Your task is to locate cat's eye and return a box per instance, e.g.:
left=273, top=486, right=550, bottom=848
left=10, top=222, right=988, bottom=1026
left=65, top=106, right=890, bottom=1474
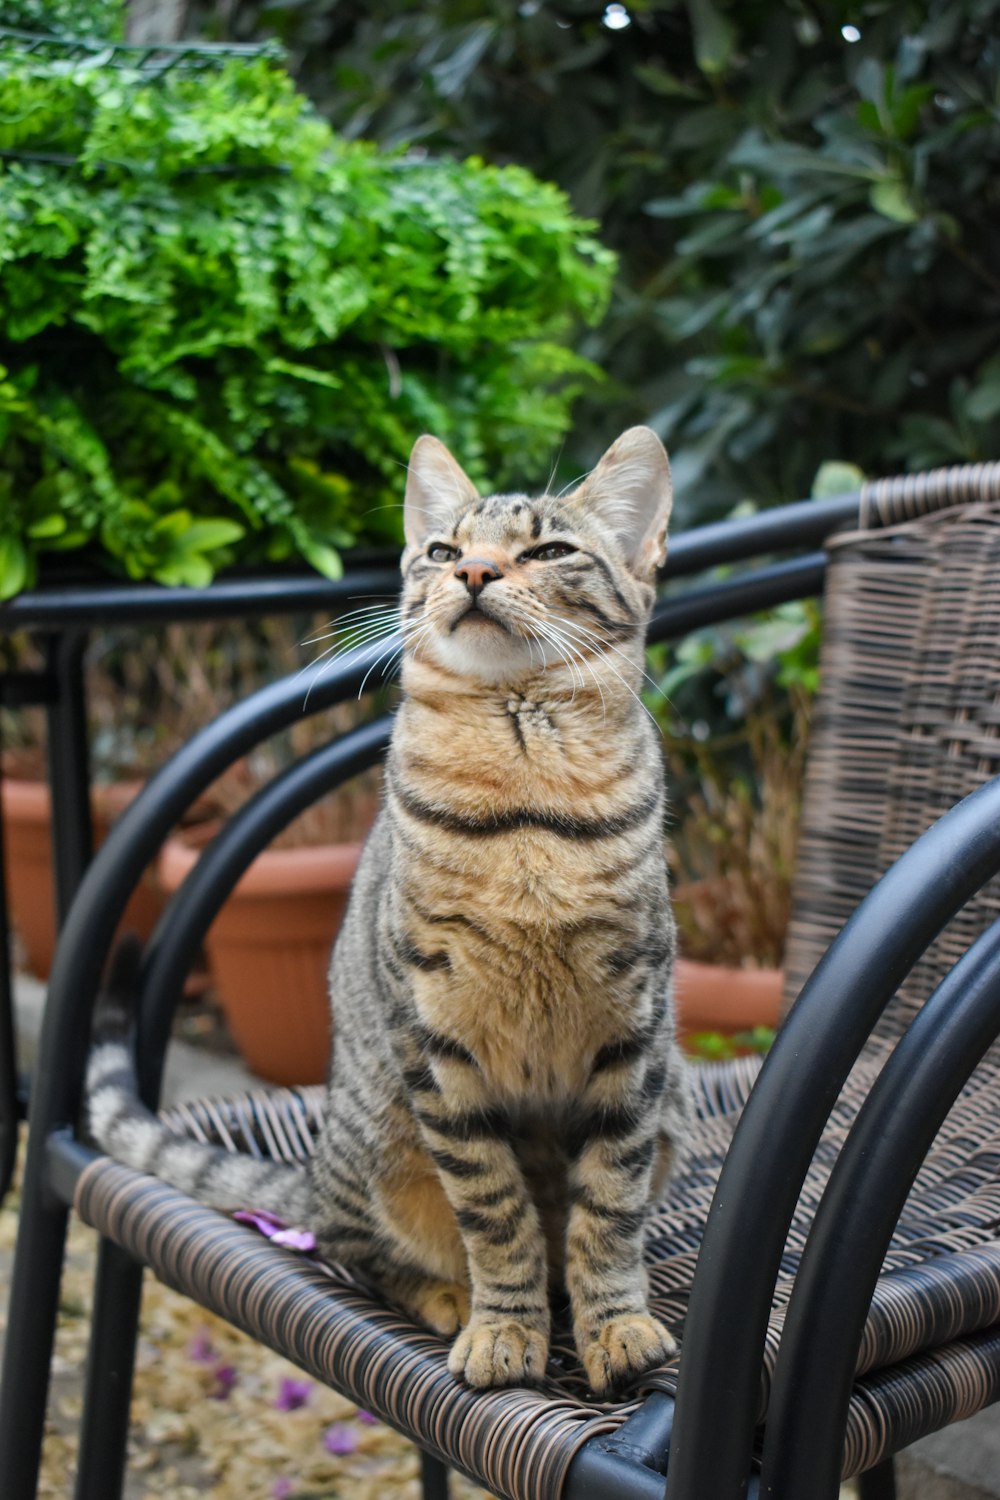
left=427, top=542, right=459, bottom=563
left=521, top=541, right=577, bottom=562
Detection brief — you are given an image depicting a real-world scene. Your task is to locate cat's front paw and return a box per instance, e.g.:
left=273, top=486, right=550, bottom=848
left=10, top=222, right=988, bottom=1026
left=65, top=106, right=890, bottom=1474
left=448, top=1316, right=549, bottom=1388
left=580, top=1313, right=676, bottom=1396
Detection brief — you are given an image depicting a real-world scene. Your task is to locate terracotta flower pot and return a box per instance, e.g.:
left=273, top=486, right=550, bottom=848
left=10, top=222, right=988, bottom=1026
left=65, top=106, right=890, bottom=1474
left=1, top=776, right=165, bottom=979
left=158, top=831, right=364, bottom=1087
left=674, top=957, right=784, bottom=1048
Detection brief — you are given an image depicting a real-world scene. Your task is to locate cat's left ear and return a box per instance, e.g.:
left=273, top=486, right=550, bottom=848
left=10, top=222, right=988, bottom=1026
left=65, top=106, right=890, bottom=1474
left=569, top=426, right=672, bottom=579
left=404, top=435, right=480, bottom=549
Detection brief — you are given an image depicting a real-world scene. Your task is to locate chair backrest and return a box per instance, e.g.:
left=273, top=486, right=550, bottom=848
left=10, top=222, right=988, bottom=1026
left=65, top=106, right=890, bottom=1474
left=783, top=462, right=1000, bottom=1039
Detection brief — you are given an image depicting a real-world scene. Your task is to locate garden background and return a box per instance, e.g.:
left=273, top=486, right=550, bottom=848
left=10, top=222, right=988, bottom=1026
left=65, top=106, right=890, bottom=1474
left=2, top=0, right=1000, bottom=979
left=1, top=3, right=1000, bottom=1496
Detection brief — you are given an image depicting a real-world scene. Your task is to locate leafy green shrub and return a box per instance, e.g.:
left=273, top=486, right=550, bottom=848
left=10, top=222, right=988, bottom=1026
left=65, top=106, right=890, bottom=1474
left=0, top=35, right=614, bottom=597
left=195, top=0, right=1000, bottom=526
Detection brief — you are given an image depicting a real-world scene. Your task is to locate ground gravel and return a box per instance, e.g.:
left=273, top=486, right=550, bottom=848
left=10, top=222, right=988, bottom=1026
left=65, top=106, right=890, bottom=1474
left=0, top=1133, right=494, bottom=1500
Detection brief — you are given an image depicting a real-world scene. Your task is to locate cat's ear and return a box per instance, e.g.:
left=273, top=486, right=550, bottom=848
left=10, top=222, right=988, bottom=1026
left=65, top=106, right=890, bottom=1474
left=569, top=426, right=672, bottom=579
left=404, top=435, right=479, bottom=548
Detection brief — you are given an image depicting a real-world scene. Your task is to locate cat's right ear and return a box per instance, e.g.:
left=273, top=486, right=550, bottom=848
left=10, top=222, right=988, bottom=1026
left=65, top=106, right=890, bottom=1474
left=404, top=436, right=480, bottom=548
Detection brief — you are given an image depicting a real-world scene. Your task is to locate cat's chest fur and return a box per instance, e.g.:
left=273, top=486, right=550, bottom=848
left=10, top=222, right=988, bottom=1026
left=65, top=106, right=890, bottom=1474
left=386, top=667, right=669, bottom=1102
left=392, top=672, right=657, bottom=914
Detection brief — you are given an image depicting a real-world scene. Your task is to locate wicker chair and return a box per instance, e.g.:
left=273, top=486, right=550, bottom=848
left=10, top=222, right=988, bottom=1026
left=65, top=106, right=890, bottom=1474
left=3, top=462, right=1000, bottom=1500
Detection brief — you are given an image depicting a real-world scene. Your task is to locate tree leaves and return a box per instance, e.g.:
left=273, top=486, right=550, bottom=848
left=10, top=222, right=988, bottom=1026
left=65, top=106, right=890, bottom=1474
left=226, top=0, right=1000, bottom=529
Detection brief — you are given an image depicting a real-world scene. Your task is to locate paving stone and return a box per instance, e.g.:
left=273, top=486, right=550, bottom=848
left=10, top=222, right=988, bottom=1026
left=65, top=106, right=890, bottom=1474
left=896, top=1406, right=1000, bottom=1500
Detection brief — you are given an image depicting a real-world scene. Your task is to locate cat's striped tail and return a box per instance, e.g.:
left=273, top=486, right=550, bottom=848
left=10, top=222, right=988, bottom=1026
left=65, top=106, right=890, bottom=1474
left=86, top=939, right=313, bottom=1225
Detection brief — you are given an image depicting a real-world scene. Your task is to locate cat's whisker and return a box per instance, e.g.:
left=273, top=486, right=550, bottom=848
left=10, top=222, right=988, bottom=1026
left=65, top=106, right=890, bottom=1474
left=556, top=466, right=592, bottom=499
left=357, top=630, right=408, bottom=699
left=542, top=615, right=636, bottom=707
left=299, top=608, right=435, bottom=705
left=527, top=618, right=594, bottom=712
left=542, top=442, right=564, bottom=498
left=387, top=616, right=439, bottom=675
left=546, top=612, right=668, bottom=707
left=540, top=620, right=609, bottom=723
left=549, top=626, right=647, bottom=722
left=556, top=630, right=605, bottom=720
left=300, top=597, right=401, bottom=640
left=520, top=619, right=576, bottom=694
left=298, top=618, right=405, bottom=677
left=302, top=606, right=403, bottom=644
left=301, top=618, right=402, bottom=652
left=364, top=499, right=435, bottom=521
left=544, top=614, right=655, bottom=725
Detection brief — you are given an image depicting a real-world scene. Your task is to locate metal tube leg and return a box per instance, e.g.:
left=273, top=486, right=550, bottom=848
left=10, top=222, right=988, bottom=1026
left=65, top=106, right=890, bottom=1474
left=0, top=1170, right=72, bottom=1497
left=74, top=1239, right=145, bottom=1500
left=0, top=746, right=21, bottom=1205
left=44, top=629, right=94, bottom=924
left=420, top=1450, right=450, bottom=1500
left=858, top=1456, right=896, bottom=1500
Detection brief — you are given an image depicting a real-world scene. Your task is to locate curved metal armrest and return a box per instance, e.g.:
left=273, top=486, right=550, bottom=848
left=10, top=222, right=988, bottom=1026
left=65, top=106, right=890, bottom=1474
left=136, top=715, right=391, bottom=1104
left=762, top=914, right=1000, bottom=1498
left=665, top=774, right=1000, bottom=1500
left=33, top=636, right=398, bottom=1146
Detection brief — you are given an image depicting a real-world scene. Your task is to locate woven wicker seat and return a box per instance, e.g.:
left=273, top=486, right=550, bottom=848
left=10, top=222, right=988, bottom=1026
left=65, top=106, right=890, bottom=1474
left=4, top=463, right=1000, bottom=1500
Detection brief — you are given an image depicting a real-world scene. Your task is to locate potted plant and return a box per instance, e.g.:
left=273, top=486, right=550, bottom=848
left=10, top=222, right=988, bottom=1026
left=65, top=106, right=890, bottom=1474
left=1, top=628, right=169, bottom=976
left=132, top=611, right=386, bottom=1086
left=157, top=694, right=384, bottom=1088
left=648, top=598, right=820, bottom=1053
left=2, top=604, right=386, bottom=1077
left=0, top=617, right=246, bottom=975
left=1, top=746, right=160, bottom=979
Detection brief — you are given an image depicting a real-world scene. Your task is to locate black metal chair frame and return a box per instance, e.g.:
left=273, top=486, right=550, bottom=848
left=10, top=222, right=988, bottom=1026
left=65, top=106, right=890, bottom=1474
left=3, top=492, right=997, bottom=1500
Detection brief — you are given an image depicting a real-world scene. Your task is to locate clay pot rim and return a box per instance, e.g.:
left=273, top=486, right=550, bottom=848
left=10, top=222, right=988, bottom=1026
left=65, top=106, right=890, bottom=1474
left=674, top=956, right=784, bottom=1034
left=1, top=775, right=146, bottom=819
left=158, top=826, right=364, bottom=897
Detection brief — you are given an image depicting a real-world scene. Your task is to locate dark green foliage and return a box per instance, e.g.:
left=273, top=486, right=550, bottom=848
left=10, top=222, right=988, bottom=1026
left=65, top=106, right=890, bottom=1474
left=0, top=1, right=123, bottom=36
left=191, top=0, right=1000, bottom=526
left=0, top=36, right=613, bottom=596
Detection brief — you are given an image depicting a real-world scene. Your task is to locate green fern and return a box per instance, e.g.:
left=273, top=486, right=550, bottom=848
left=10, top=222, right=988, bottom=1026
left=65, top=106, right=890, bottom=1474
left=0, top=40, right=615, bottom=598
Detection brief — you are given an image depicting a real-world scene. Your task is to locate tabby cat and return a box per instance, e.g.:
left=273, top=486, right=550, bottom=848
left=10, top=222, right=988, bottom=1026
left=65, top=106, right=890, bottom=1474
left=89, top=425, right=692, bottom=1395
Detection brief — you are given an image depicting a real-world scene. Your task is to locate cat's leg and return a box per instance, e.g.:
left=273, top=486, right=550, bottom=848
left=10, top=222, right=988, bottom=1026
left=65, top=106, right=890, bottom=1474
left=411, top=1090, right=551, bottom=1388
left=372, top=1139, right=471, bottom=1336
left=564, top=1054, right=676, bottom=1396
left=312, top=1095, right=471, bottom=1335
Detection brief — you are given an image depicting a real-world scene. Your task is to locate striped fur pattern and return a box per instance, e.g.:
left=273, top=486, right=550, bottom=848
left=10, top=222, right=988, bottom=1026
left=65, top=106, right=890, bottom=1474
left=89, top=426, right=692, bottom=1396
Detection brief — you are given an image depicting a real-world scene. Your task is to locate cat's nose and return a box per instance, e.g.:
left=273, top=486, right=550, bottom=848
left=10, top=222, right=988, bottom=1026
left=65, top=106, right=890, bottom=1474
left=455, top=557, right=502, bottom=598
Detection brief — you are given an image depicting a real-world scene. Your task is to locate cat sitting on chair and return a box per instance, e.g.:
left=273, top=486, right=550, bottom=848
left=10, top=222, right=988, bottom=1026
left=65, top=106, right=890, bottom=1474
left=88, top=426, right=692, bottom=1396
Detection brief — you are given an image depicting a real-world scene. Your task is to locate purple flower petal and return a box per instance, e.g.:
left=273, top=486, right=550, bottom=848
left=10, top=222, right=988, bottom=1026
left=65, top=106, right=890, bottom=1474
left=323, top=1423, right=358, bottom=1456
left=274, top=1377, right=312, bottom=1412
left=356, top=1409, right=378, bottom=1426
left=271, top=1479, right=295, bottom=1500
left=233, top=1209, right=317, bottom=1254
left=186, top=1329, right=217, bottom=1364
left=211, top=1363, right=238, bottom=1400
left=272, top=1226, right=318, bottom=1252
